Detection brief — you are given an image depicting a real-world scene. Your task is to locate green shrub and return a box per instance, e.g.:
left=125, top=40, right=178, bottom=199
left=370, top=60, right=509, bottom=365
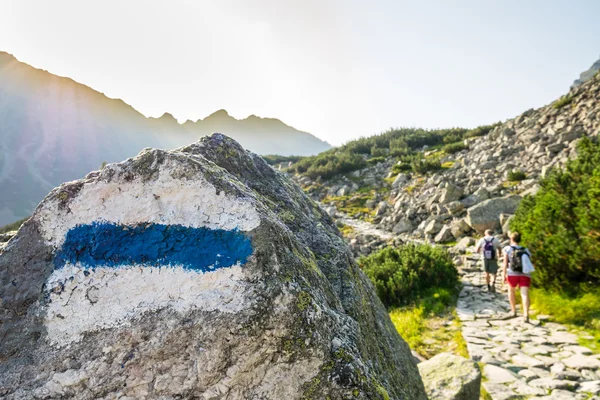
left=359, top=244, right=458, bottom=308
left=510, top=138, right=600, bottom=293
left=463, top=123, right=501, bottom=138
left=370, top=146, right=388, bottom=157
left=366, top=156, right=386, bottom=165
left=291, top=151, right=366, bottom=179
left=392, top=163, right=412, bottom=174
left=412, top=158, right=442, bottom=175
left=443, top=131, right=465, bottom=144
left=0, top=217, right=28, bottom=234
left=553, top=95, right=574, bottom=110
left=507, top=170, right=527, bottom=181
left=262, top=154, right=304, bottom=166
left=442, top=142, right=468, bottom=154
left=293, top=123, right=500, bottom=180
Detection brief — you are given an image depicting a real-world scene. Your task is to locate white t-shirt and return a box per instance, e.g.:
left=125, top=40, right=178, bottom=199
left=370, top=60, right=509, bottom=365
left=476, top=236, right=502, bottom=257
left=503, top=245, right=532, bottom=276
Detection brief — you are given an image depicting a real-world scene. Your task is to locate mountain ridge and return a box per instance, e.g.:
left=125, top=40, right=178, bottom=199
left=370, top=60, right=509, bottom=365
left=0, top=51, right=331, bottom=225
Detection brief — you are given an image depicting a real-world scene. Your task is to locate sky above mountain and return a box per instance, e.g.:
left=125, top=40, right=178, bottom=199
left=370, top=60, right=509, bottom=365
left=1, top=0, right=599, bottom=145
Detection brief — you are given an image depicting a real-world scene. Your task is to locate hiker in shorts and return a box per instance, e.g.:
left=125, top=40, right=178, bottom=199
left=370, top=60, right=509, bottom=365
left=502, top=231, right=533, bottom=322
left=475, top=229, right=502, bottom=292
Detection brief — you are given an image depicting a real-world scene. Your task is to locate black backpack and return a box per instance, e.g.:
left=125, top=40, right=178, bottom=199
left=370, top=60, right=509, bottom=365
left=509, top=246, right=527, bottom=273
left=483, top=238, right=495, bottom=260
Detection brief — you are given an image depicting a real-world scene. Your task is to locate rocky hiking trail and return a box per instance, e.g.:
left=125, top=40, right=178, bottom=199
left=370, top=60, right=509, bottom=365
left=331, top=211, right=600, bottom=399
left=457, top=251, right=600, bottom=399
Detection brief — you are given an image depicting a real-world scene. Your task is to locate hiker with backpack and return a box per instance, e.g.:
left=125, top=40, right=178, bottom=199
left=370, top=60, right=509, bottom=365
left=475, top=229, right=502, bottom=292
left=503, top=231, right=535, bottom=322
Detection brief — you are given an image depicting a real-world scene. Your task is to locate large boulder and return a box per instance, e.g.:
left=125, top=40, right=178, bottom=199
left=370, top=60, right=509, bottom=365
left=393, top=218, right=414, bottom=234
left=0, top=134, right=427, bottom=400
left=465, top=195, right=522, bottom=234
left=461, top=187, right=490, bottom=208
left=418, top=353, right=481, bottom=400
left=439, top=183, right=463, bottom=204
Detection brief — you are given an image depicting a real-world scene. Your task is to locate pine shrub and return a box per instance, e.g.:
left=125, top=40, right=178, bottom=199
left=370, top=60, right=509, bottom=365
left=510, top=138, right=600, bottom=293
left=359, top=244, right=458, bottom=308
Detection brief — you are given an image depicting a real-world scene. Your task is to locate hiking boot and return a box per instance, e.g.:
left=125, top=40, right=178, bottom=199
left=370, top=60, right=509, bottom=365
left=490, top=285, right=496, bottom=293
left=524, top=316, right=530, bottom=324
left=487, top=284, right=491, bottom=292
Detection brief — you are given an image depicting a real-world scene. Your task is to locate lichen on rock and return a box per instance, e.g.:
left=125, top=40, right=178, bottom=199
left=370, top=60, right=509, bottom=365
left=0, top=134, right=426, bottom=399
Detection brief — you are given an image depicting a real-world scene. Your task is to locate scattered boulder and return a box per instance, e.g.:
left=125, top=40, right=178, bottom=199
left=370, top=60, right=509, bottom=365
left=450, top=219, right=472, bottom=238
left=465, top=195, right=522, bottom=234
left=418, top=352, right=481, bottom=400
left=424, top=219, right=444, bottom=236
left=455, top=237, right=475, bottom=252
left=435, top=226, right=454, bottom=243
left=439, top=183, right=463, bottom=204
left=392, top=173, right=409, bottom=188
left=461, top=187, right=490, bottom=208
left=393, top=218, right=414, bottom=234
left=446, top=201, right=465, bottom=216
left=0, top=134, right=427, bottom=400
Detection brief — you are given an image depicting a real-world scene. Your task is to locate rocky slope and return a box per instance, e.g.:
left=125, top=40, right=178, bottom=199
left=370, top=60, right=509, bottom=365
left=0, top=51, right=331, bottom=225
left=297, top=71, right=600, bottom=250
left=573, top=56, right=600, bottom=88
left=0, top=134, right=425, bottom=399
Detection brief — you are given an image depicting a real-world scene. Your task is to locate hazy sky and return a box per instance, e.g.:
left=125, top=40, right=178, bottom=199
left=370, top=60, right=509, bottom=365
left=1, top=0, right=599, bottom=145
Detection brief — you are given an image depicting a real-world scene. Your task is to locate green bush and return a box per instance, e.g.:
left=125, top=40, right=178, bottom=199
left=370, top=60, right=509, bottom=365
left=553, top=95, right=574, bottom=110
left=507, top=170, right=527, bottom=181
left=291, top=151, right=366, bottom=179
left=392, top=163, right=413, bottom=174
left=442, top=142, right=468, bottom=154
left=510, top=138, right=600, bottom=293
left=359, top=244, right=458, bottom=308
left=463, top=123, right=501, bottom=138
left=262, top=154, right=304, bottom=166
left=412, top=158, right=442, bottom=175
left=293, top=123, right=499, bottom=180
left=366, top=156, right=386, bottom=165
left=0, top=217, right=28, bottom=234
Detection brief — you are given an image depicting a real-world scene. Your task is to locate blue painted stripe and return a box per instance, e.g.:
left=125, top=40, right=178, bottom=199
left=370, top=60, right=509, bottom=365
left=54, top=222, right=253, bottom=272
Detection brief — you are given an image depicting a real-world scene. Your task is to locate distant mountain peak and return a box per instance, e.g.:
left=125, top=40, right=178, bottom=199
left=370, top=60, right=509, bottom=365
left=572, top=55, right=600, bottom=88
left=158, top=112, right=177, bottom=122
left=205, top=109, right=231, bottom=119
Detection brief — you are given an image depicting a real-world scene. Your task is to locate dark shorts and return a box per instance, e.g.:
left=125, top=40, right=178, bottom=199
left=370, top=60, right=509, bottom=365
left=507, top=275, right=531, bottom=288
left=483, top=259, right=498, bottom=274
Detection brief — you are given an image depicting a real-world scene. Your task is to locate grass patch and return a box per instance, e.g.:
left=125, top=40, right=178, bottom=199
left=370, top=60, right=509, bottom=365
left=339, top=224, right=355, bottom=237
left=0, top=217, right=28, bottom=234
left=441, top=161, right=455, bottom=169
left=531, top=289, right=600, bottom=353
left=502, top=181, right=519, bottom=189
left=389, top=288, right=466, bottom=359
left=322, top=190, right=377, bottom=222
left=553, top=94, right=574, bottom=110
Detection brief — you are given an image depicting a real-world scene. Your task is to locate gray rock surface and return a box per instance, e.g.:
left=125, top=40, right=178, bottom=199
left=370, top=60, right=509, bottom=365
left=0, top=134, right=426, bottom=399
left=418, top=352, right=481, bottom=400
left=465, top=196, right=522, bottom=234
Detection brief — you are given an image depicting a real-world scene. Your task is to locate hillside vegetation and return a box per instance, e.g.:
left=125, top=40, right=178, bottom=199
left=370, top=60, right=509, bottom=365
left=291, top=124, right=500, bottom=179
left=511, top=137, right=600, bottom=293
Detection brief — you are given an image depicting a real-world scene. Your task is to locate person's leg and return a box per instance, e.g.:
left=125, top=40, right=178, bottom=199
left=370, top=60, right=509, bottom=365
left=490, top=273, right=496, bottom=293
left=508, top=285, right=517, bottom=315
left=520, top=276, right=531, bottom=321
